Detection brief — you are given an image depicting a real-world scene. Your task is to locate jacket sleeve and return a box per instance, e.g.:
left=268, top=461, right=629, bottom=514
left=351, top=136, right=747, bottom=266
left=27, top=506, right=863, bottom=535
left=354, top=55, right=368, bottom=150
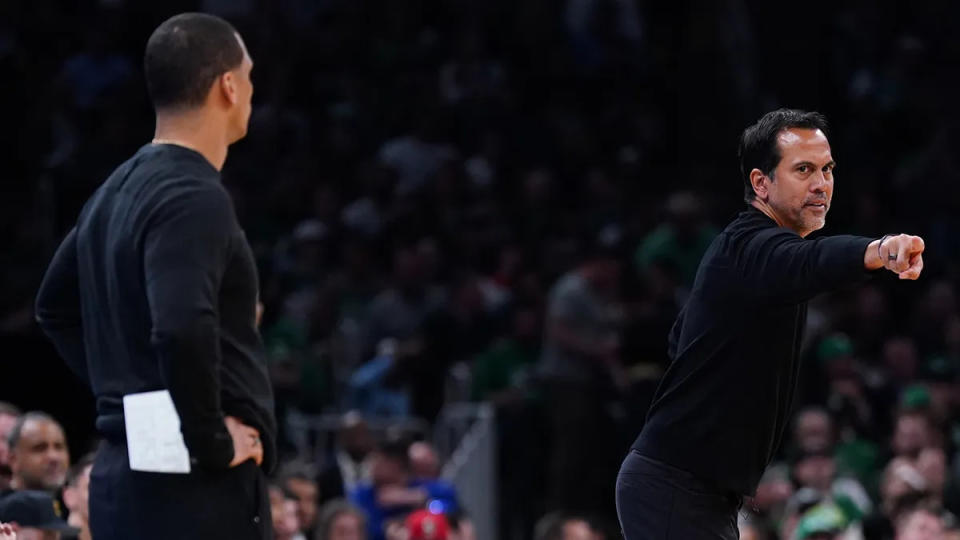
left=143, top=182, right=236, bottom=469
left=35, top=227, right=90, bottom=386
left=734, top=228, right=874, bottom=305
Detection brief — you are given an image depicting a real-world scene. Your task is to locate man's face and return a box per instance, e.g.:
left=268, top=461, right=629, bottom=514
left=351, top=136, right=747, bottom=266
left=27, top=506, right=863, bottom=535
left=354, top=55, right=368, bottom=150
left=227, top=33, right=254, bottom=143
left=893, top=415, right=931, bottom=458
left=330, top=513, right=365, bottom=540
left=761, top=128, right=835, bottom=237
left=10, top=419, right=69, bottom=491
left=285, top=477, right=319, bottom=530
left=796, top=411, right=833, bottom=453
left=0, top=413, right=18, bottom=465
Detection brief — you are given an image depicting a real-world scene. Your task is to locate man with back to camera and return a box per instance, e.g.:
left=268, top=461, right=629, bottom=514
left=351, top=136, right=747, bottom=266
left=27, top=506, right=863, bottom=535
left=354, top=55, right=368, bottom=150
left=35, top=13, right=276, bottom=539
left=616, top=109, right=926, bottom=539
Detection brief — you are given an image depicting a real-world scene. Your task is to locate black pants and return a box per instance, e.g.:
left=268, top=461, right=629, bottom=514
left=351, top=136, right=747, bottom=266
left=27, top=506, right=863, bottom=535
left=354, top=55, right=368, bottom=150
left=89, top=441, right=272, bottom=540
left=615, top=451, right=741, bottom=540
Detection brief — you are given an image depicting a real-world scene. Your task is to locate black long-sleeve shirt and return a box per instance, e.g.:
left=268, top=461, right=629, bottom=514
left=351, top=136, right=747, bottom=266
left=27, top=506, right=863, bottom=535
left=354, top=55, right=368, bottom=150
left=36, top=143, right=277, bottom=472
left=632, top=207, right=873, bottom=496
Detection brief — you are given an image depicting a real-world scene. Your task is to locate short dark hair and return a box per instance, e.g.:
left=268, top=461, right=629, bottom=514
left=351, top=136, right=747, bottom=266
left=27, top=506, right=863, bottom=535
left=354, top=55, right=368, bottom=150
left=7, top=411, right=61, bottom=451
left=144, top=13, right=244, bottom=111
left=738, top=109, right=829, bottom=202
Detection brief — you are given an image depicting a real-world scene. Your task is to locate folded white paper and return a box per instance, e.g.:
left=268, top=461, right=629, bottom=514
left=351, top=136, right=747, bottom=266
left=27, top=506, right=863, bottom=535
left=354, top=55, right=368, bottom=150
left=122, top=390, right=192, bottom=474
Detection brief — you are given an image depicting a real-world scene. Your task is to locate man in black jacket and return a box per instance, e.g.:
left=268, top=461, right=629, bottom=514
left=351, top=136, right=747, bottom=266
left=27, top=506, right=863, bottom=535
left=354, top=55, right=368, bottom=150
left=616, top=109, right=925, bottom=539
left=35, top=13, right=275, bottom=540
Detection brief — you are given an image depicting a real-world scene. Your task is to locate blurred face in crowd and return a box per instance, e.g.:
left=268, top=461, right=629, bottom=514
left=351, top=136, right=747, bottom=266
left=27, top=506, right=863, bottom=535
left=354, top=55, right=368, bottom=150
left=450, top=518, right=476, bottom=540
left=10, top=418, right=69, bottom=491
left=0, top=412, right=19, bottom=487
left=794, top=454, right=836, bottom=492
left=269, top=487, right=301, bottom=540
left=329, top=511, right=365, bottom=540
left=752, top=128, right=834, bottom=238
left=898, top=509, right=944, bottom=540
left=795, top=409, right=834, bottom=453
left=408, top=442, right=440, bottom=479
left=917, top=447, right=947, bottom=495
left=562, top=519, right=594, bottom=540
left=62, top=463, right=92, bottom=522
left=340, top=419, right=374, bottom=462
left=893, top=414, right=932, bottom=458
left=285, top=477, right=319, bottom=531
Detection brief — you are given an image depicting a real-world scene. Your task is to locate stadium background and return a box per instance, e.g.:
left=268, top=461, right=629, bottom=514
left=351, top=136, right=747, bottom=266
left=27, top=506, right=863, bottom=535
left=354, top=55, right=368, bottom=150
left=3, top=1, right=960, bottom=539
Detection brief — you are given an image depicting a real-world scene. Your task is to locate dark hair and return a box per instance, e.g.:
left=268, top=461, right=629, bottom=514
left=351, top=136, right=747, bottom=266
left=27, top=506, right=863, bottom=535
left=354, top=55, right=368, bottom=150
left=315, top=499, right=367, bottom=540
left=738, top=109, right=829, bottom=202
left=7, top=411, right=61, bottom=451
left=144, top=13, right=244, bottom=111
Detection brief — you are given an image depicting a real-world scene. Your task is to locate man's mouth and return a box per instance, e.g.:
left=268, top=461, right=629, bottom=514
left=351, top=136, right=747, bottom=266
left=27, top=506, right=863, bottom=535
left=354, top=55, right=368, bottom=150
left=805, top=201, right=828, bottom=210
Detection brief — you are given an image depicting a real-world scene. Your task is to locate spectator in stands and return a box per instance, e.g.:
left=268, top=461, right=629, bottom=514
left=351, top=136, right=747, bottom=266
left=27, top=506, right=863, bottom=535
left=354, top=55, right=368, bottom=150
left=896, top=506, right=945, bottom=540
left=0, top=404, right=21, bottom=492
left=280, top=462, right=321, bottom=538
left=538, top=226, right=623, bottom=514
left=315, top=499, right=366, bottom=540
left=6, top=413, right=69, bottom=493
left=408, top=442, right=440, bottom=480
left=893, top=411, right=937, bottom=460
left=350, top=439, right=458, bottom=540
left=61, top=453, right=93, bottom=540
left=634, top=190, right=717, bottom=288
left=319, top=412, right=376, bottom=505
left=270, top=483, right=305, bottom=540
left=0, top=490, right=79, bottom=539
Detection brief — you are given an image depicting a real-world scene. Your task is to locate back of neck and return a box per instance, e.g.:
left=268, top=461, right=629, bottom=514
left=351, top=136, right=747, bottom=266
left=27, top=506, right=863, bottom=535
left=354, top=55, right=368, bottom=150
left=154, top=111, right=229, bottom=171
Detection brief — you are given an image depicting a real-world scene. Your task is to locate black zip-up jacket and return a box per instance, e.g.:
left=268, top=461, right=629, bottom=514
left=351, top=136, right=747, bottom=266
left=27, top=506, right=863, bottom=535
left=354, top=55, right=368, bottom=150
left=36, top=143, right=276, bottom=473
left=633, top=206, right=873, bottom=495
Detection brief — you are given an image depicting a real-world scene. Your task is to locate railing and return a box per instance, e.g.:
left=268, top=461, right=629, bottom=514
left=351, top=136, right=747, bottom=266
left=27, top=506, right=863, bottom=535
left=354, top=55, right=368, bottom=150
left=436, top=402, right=498, bottom=540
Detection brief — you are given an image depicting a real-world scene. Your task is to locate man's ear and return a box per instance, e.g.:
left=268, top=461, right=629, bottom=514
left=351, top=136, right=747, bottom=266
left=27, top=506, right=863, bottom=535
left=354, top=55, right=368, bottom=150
left=750, top=168, right=769, bottom=201
left=219, top=71, right=238, bottom=106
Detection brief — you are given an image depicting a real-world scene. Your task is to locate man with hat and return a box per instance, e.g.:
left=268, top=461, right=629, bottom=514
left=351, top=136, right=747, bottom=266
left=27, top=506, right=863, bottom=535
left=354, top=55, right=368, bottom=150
left=406, top=510, right=449, bottom=540
left=0, top=490, right=80, bottom=539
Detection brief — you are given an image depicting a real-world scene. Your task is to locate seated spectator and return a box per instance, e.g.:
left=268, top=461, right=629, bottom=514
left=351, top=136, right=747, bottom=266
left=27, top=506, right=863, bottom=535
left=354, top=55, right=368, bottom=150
left=0, top=404, right=21, bottom=492
left=61, top=453, right=94, bottom=540
left=270, top=484, right=305, bottom=540
left=319, top=412, right=376, bottom=505
left=7, top=413, right=69, bottom=493
left=315, top=499, right=366, bottom=540
left=0, top=490, right=79, bottom=539
left=280, top=461, right=321, bottom=538
left=350, top=439, right=458, bottom=540
left=789, top=447, right=872, bottom=519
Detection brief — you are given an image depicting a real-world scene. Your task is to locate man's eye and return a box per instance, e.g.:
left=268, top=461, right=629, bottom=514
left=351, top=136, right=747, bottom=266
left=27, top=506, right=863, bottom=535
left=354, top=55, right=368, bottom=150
left=798, top=165, right=810, bottom=173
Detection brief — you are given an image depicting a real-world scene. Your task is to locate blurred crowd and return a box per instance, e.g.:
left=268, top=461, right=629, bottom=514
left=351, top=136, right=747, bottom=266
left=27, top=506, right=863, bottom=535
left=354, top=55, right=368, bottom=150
left=4, top=0, right=960, bottom=539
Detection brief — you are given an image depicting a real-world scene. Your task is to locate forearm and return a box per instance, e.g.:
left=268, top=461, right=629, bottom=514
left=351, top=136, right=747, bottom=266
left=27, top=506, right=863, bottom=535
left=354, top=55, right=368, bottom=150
left=153, top=317, right=233, bottom=469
